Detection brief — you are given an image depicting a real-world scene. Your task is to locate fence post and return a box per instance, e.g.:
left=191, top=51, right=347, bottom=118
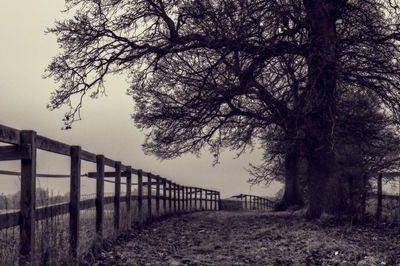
left=256, top=196, right=259, bottom=209
left=212, top=191, right=215, bottom=210
left=70, top=146, right=81, bottom=263
left=205, top=190, right=208, bottom=210
left=137, top=170, right=143, bottom=225
left=20, top=130, right=36, bottom=265
left=177, top=185, right=181, bottom=212
left=181, top=186, right=186, bottom=212
left=199, top=188, right=203, bottom=210
left=194, top=188, right=197, bottom=210
left=114, top=161, right=121, bottom=231
left=189, top=187, right=193, bottom=211
left=168, top=180, right=172, bottom=214
left=147, top=173, right=152, bottom=221
left=377, top=173, right=383, bottom=221
left=210, top=190, right=212, bottom=210
left=181, top=185, right=184, bottom=212
left=218, top=192, right=221, bottom=211
left=186, top=186, right=189, bottom=211
left=184, top=186, right=187, bottom=211
left=209, top=191, right=212, bottom=210
left=126, top=166, right=132, bottom=228
left=210, top=191, right=213, bottom=210
left=156, top=175, right=160, bottom=217
left=162, top=177, right=167, bottom=216
left=214, top=191, right=217, bottom=211
left=254, top=196, right=259, bottom=210
left=96, top=155, right=105, bottom=237
left=173, top=183, right=177, bottom=213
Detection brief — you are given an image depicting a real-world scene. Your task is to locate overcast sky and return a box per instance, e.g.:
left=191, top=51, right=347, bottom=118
left=0, top=1, right=282, bottom=199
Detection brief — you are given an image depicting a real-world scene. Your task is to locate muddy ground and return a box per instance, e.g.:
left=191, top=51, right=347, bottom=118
left=82, top=210, right=400, bottom=265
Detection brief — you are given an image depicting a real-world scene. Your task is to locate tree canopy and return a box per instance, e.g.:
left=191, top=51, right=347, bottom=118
left=46, top=0, right=400, bottom=217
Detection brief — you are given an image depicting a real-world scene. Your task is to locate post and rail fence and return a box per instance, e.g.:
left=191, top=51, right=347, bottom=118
left=220, top=194, right=276, bottom=211
left=0, top=124, right=221, bottom=265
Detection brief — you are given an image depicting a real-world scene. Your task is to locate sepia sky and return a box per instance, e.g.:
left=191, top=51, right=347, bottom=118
left=0, top=1, right=282, bottom=198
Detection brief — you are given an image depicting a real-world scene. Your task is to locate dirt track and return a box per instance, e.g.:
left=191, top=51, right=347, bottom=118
left=83, top=211, right=400, bottom=265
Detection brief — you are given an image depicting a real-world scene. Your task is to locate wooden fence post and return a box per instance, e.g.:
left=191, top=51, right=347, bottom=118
left=199, top=189, right=203, bottom=210
left=96, top=155, right=105, bottom=237
left=194, top=188, right=197, bottom=210
left=126, top=166, right=132, bottom=228
left=377, top=173, right=383, bottom=221
left=204, top=190, right=208, bottom=210
left=209, top=191, right=213, bottom=210
left=177, top=185, right=181, bottom=212
left=189, top=187, right=193, bottom=211
left=208, top=190, right=214, bottom=211
left=209, top=191, right=212, bottom=210
left=20, top=130, right=37, bottom=265
left=114, top=161, right=121, bottom=231
left=214, top=191, right=217, bottom=211
left=147, top=173, right=152, bottom=221
left=184, top=186, right=187, bottom=211
left=70, top=146, right=81, bottom=263
left=212, top=191, right=214, bottom=210
left=173, top=183, right=177, bottom=213
left=162, top=177, right=167, bottom=216
left=218, top=192, right=221, bottom=211
left=156, top=175, right=160, bottom=217
left=137, top=170, right=143, bottom=225
left=168, top=180, right=172, bottom=214
left=183, top=187, right=186, bottom=211
left=181, top=185, right=184, bottom=212
left=186, top=186, right=189, bottom=211
left=180, top=185, right=183, bottom=212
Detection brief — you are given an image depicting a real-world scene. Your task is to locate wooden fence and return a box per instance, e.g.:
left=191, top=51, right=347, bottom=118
left=229, top=194, right=275, bottom=210
left=0, top=124, right=220, bottom=265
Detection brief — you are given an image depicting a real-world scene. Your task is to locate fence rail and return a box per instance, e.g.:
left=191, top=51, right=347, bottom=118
left=0, top=124, right=221, bottom=265
left=230, top=194, right=276, bottom=210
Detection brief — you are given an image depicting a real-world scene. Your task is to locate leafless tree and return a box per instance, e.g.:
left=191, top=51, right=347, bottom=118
left=45, top=0, right=400, bottom=218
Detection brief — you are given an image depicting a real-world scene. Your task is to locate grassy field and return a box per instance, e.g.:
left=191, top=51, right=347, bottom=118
left=0, top=198, right=187, bottom=265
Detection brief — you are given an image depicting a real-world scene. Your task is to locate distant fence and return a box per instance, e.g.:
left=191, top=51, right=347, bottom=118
left=220, top=194, right=276, bottom=211
left=0, top=124, right=220, bottom=265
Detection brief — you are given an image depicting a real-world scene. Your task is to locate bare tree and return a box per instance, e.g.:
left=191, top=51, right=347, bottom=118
left=45, top=0, right=400, bottom=218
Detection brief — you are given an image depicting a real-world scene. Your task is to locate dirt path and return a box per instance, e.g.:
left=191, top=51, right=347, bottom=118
left=83, top=211, right=400, bottom=265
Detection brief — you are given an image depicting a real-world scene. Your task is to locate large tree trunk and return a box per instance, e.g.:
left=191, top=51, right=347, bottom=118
left=279, top=144, right=304, bottom=210
left=303, top=0, right=340, bottom=218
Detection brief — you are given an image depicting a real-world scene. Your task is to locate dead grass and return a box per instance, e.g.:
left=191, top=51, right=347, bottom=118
left=87, top=210, right=400, bottom=266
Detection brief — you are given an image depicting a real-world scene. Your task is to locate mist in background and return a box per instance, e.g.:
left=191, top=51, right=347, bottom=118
left=0, top=1, right=282, bottom=199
